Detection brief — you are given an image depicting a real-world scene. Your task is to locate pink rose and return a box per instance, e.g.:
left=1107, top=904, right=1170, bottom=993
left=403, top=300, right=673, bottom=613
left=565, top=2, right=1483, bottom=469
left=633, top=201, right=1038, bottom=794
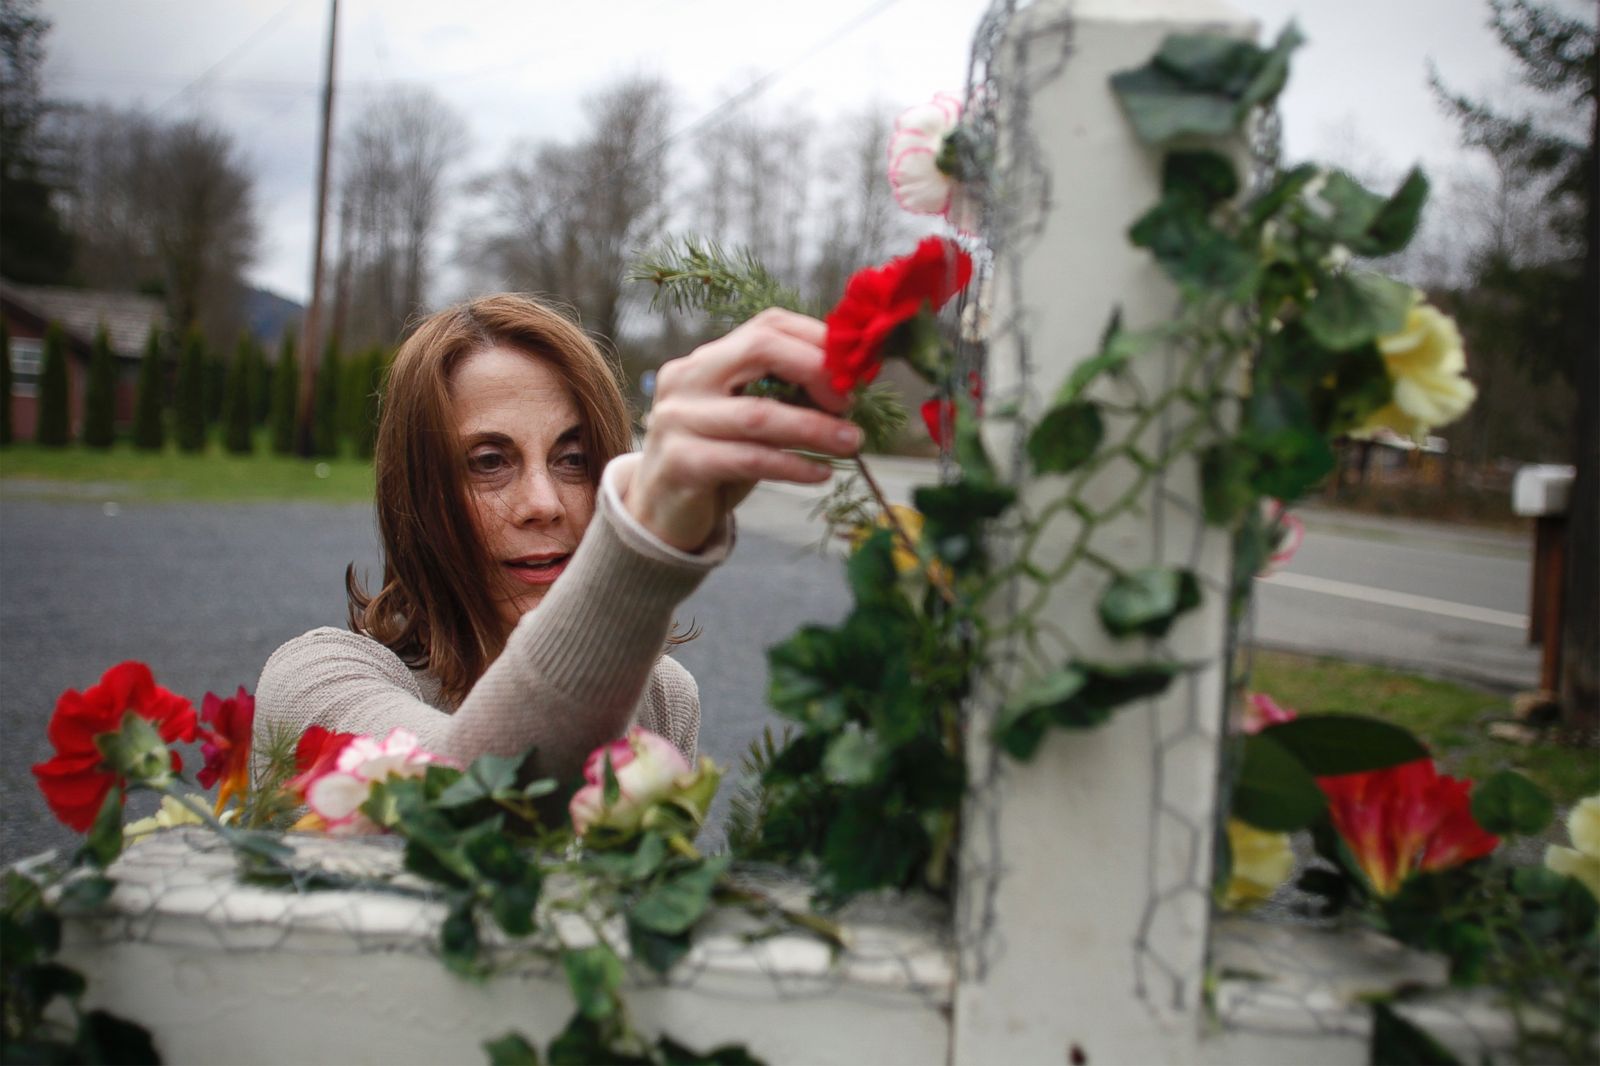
left=303, top=728, right=449, bottom=835
left=570, top=727, right=719, bottom=843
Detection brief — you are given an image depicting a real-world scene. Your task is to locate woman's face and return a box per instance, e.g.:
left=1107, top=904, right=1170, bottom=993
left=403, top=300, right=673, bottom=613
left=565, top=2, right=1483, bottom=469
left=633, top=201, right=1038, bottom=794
left=450, top=345, right=596, bottom=635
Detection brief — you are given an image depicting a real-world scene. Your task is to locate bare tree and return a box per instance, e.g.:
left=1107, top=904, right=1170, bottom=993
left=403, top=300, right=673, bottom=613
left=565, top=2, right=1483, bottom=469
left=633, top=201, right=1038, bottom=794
left=333, top=87, right=466, bottom=348
left=474, top=76, right=670, bottom=346
left=808, top=103, right=915, bottom=306
left=691, top=101, right=814, bottom=288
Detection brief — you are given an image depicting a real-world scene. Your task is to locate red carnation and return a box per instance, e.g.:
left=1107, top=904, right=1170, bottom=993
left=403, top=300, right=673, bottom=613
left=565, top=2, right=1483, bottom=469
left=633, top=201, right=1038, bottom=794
left=32, top=662, right=198, bottom=832
left=920, top=371, right=985, bottom=448
left=198, top=687, right=255, bottom=815
left=824, top=237, right=973, bottom=394
left=287, top=724, right=357, bottom=798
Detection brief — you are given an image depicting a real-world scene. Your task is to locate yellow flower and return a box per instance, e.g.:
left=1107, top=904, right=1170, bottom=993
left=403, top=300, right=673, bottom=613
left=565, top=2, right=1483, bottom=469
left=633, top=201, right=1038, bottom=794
left=1355, top=298, right=1476, bottom=439
left=1222, top=818, right=1294, bottom=909
left=124, top=795, right=208, bottom=841
left=1545, top=794, right=1600, bottom=902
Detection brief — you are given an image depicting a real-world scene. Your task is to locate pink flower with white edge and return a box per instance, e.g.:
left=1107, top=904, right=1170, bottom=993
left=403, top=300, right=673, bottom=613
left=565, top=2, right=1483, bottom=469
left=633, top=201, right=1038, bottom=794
left=1261, top=498, right=1305, bottom=575
left=304, top=728, right=447, bottom=835
left=570, top=727, right=721, bottom=844
left=888, top=91, right=978, bottom=231
left=1241, top=693, right=1298, bottom=735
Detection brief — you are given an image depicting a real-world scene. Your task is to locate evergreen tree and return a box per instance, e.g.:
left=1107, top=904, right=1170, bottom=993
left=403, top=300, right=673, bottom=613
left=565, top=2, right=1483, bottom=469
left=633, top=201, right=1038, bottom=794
left=203, top=348, right=227, bottom=428
left=82, top=323, right=116, bottom=448
left=355, top=347, right=387, bottom=460
left=1, top=318, right=13, bottom=447
left=174, top=327, right=207, bottom=453
left=312, top=338, right=342, bottom=458
left=132, top=326, right=166, bottom=451
left=1437, top=0, right=1597, bottom=729
left=269, top=334, right=299, bottom=456
left=34, top=321, right=69, bottom=446
left=252, top=336, right=272, bottom=425
left=221, top=332, right=254, bottom=454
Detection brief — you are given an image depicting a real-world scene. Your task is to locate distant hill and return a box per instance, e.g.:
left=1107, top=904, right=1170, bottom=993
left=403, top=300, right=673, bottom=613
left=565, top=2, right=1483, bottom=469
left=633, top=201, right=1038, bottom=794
left=243, top=286, right=303, bottom=351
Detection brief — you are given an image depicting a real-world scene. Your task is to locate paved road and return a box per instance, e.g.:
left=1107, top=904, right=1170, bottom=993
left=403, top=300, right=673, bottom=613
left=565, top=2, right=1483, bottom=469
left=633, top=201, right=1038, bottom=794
left=0, top=468, right=1537, bottom=863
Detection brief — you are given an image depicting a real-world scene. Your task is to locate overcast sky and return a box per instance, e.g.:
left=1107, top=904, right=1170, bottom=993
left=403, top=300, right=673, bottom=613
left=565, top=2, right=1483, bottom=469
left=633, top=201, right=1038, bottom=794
left=38, top=0, right=1564, bottom=305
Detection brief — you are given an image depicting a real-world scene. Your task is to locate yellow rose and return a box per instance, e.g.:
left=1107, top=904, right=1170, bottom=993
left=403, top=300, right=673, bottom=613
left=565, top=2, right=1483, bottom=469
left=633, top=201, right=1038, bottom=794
left=1222, top=818, right=1294, bottom=910
left=1355, top=298, right=1476, bottom=439
left=1545, top=794, right=1600, bottom=902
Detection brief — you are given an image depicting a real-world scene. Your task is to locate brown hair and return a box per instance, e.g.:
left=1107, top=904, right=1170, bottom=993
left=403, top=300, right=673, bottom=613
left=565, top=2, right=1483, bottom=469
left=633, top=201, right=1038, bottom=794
left=345, top=293, right=634, bottom=706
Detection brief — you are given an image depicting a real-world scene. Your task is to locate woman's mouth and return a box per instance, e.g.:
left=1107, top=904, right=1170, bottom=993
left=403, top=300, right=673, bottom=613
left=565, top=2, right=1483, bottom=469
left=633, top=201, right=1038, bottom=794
left=503, top=554, right=571, bottom=586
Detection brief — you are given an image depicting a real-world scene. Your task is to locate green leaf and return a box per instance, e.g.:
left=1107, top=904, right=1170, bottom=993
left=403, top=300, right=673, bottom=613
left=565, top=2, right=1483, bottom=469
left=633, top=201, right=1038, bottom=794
left=440, top=899, right=480, bottom=977
left=951, top=393, right=997, bottom=485
left=1163, top=150, right=1239, bottom=205
left=1470, top=771, right=1553, bottom=836
left=1129, top=195, right=1258, bottom=295
left=483, top=1031, right=542, bottom=1066
left=1200, top=443, right=1257, bottom=526
left=57, top=875, right=115, bottom=913
left=627, top=831, right=670, bottom=881
left=463, top=826, right=528, bottom=885
left=1006, top=666, right=1090, bottom=718
left=77, top=1010, right=160, bottom=1066
left=767, top=626, right=849, bottom=731
left=602, top=753, right=621, bottom=807
left=489, top=882, right=541, bottom=938
left=231, top=831, right=294, bottom=865
left=1097, top=567, right=1202, bottom=638
left=628, top=855, right=731, bottom=936
left=847, top=528, right=901, bottom=608
left=1110, top=26, right=1302, bottom=144
left=1243, top=162, right=1320, bottom=229
left=21, top=961, right=87, bottom=1008
left=1110, top=63, right=1240, bottom=143
left=1058, top=311, right=1145, bottom=404
left=1357, top=167, right=1429, bottom=257
left=84, top=787, right=124, bottom=869
left=1303, top=272, right=1413, bottom=351
left=1317, top=344, right=1392, bottom=437
left=627, top=918, right=692, bottom=974
left=992, top=704, right=1051, bottom=761
left=821, top=797, right=926, bottom=897
left=562, top=945, right=626, bottom=1021
left=1369, top=1002, right=1461, bottom=1065
left=656, top=1035, right=765, bottom=1065
left=1239, top=425, right=1336, bottom=502
left=1236, top=23, right=1304, bottom=112
left=1258, top=714, right=1428, bottom=776
left=822, top=726, right=881, bottom=786
left=913, top=481, right=1016, bottom=523
left=1027, top=401, right=1103, bottom=474
left=545, top=1012, right=648, bottom=1066
left=1078, top=660, right=1187, bottom=713
left=436, top=751, right=524, bottom=808
left=1232, top=734, right=1327, bottom=831
left=1312, top=171, right=1386, bottom=243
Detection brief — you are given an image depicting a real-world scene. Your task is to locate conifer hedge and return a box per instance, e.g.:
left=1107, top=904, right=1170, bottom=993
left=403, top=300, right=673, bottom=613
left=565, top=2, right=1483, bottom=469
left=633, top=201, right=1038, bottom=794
left=35, top=322, right=69, bottom=447
left=133, top=327, right=166, bottom=451
left=174, top=328, right=207, bottom=453
left=222, top=333, right=254, bottom=455
left=83, top=324, right=117, bottom=449
left=270, top=334, right=298, bottom=456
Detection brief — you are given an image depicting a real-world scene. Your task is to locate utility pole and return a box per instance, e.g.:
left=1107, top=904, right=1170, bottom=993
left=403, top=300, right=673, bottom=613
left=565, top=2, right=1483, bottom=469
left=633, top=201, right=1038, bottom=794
left=296, top=0, right=338, bottom=457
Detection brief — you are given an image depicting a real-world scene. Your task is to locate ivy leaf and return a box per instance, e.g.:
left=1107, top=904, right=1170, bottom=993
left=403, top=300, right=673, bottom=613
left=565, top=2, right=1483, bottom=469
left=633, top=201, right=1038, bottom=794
left=1303, top=271, right=1413, bottom=351
left=1470, top=771, right=1553, bottom=837
left=821, top=799, right=927, bottom=898
left=561, top=945, right=626, bottom=1021
left=1110, top=24, right=1303, bottom=143
left=483, top=1031, right=542, bottom=1066
left=1355, top=167, right=1429, bottom=257
left=992, top=705, right=1051, bottom=761
left=993, top=667, right=1088, bottom=761
left=489, top=882, right=542, bottom=938
left=1368, top=1002, right=1461, bottom=1065
left=1232, top=734, right=1327, bottom=831
left=822, top=726, right=881, bottom=786
left=463, top=825, right=532, bottom=886
left=1097, top=567, right=1201, bottom=638
left=626, top=918, right=692, bottom=975
left=57, top=874, right=115, bottom=914
left=77, top=1010, right=161, bottom=1066
left=1239, top=425, right=1336, bottom=502
left=439, top=898, right=481, bottom=977
left=20, top=961, right=87, bottom=1009
left=1163, top=150, right=1239, bottom=206
left=1128, top=195, right=1258, bottom=295
left=1027, top=401, right=1103, bottom=474
left=1257, top=714, right=1428, bottom=775
left=847, top=528, right=901, bottom=609
left=656, top=1036, right=765, bottom=1065
left=77, top=787, right=124, bottom=870
left=628, top=855, right=731, bottom=936
left=436, top=751, right=524, bottom=808
left=1078, top=660, right=1187, bottom=713
left=1242, top=162, right=1320, bottom=229
left=1316, top=344, right=1392, bottom=437
left=767, top=625, right=849, bottom=731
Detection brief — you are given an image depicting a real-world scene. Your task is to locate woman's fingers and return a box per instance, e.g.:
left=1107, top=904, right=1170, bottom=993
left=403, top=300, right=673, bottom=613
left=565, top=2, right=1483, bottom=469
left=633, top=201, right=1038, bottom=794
left=651, top=395, right=862, bottom=458
left=658, top=311, right=848, bottom=413
left=654, top=438, right=835, bottom=488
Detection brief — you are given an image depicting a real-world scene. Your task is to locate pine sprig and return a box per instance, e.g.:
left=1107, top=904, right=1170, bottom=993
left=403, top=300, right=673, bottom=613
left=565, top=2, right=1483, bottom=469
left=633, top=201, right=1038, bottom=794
left=629, top=236, right=813, bottom=326
left=724, top=725, right=793, bottom=855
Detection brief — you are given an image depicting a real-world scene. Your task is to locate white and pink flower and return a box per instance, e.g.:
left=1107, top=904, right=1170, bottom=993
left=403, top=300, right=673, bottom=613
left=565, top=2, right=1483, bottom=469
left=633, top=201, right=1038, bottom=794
left=1240, top=692, right=1298, bottom=735
left=570, top=727, right=720, bottom=843
left=303, top=728, right=449, bottom=835
left=888, top=91, right=978, bottom=231
left=1261, top=498, right=1305, bottom=575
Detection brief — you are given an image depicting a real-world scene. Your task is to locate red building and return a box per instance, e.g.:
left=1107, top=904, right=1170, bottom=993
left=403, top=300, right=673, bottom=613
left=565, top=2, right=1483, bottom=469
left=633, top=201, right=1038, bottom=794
left=0, top=279, right=166, bottom=441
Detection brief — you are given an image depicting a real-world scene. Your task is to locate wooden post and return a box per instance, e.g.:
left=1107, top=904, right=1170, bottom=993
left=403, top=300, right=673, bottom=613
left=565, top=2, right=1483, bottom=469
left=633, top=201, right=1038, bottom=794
left=953, top=2, right=1251, bottom=1062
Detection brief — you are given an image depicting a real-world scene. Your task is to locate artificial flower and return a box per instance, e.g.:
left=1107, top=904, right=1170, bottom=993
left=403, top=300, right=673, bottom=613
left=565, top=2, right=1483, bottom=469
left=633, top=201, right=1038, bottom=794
left=887, top=91, right=978, bottom=230
left=1354, top=297, right=1476, bottom=440
left=197, top=686, right=254, bottom=815
left=1317, top=759, right=1498, bottom=898
left=824, top=237, right=973, bottom=394
left=1240, top=692, right=1297, bottom=735
left=1222, top=818, right=1294, bottom=909
left=301, top=728, right=446, bottom=836
left=848, top=504, right=943, bottom=583
left=32, top=662, right=197, bottom=832
left=125, top=794, right=222, bottom=841
left=919, top=371, right=985, bottom=449
left=1545, top=793, right=1600, bottom=901
left=570, top=727, right=720, bottom=843
left=1261, top=498, right=1304, bottom=576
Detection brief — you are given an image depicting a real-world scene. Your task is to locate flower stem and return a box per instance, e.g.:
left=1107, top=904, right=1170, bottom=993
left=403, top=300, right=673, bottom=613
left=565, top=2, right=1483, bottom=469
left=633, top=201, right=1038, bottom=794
left=852, top=453, right=956, bottom=605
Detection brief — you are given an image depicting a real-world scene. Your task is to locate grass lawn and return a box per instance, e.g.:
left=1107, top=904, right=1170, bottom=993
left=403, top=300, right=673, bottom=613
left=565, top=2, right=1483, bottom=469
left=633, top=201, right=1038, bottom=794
left=0, top=434, right=374, bottom=503
left=1250, top=648, right=1598, bottom=807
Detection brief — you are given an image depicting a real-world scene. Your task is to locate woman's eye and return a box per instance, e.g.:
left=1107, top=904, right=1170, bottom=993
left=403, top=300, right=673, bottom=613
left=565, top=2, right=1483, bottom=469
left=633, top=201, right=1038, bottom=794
left=555, top=450, right=587, bottom=475
left=468, top=452, right=508, bottom=476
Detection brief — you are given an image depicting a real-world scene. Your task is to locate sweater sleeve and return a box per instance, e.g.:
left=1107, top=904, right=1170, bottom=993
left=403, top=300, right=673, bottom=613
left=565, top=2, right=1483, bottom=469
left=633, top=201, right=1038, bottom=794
left=254, top=454, right=724, bottom=780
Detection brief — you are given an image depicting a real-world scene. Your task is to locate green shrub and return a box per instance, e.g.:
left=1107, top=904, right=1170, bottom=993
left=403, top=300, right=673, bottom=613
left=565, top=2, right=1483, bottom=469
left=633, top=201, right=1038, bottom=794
left=132, top=326, right=166, bottom=451
left=269, top=334, right=298, bottom=456
left=312, top=338, right=341, bottom=458
left=174, top=327, right=207, bottom=453
left=222, top=332, right=254, bottom=455
left=355, top=347, right=387, bottom=460
left=35, top=321, right=69, bottom=447
left=82, top=323, right=117, bottom=448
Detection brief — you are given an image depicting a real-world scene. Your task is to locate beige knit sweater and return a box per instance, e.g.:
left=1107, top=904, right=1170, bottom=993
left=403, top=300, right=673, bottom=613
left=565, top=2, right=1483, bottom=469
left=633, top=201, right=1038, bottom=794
left=253, top=455, right=727, bottom=780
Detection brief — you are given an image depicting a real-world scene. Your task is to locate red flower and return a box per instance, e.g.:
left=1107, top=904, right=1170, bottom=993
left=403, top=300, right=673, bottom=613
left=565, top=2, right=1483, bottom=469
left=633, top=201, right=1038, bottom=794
left=31, top=662, right=197, bottom=832
left=920, top=372, right=985, bottom=448
left=824, top=237, right=973, bottom=393
left=287, top=725, right=357, bottom=798
left=197, top=687, right=254, bottom=815
left=1317, top=759, right=1499, bottom=897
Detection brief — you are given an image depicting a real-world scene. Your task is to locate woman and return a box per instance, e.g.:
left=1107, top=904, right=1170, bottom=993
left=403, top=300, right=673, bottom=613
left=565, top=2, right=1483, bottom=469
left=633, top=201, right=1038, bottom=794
left=254, top=294, right=860, bottom=782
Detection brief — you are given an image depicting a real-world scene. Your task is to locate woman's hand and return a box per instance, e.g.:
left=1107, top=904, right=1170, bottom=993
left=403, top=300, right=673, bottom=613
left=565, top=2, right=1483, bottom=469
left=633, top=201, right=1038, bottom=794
left=625, top=309, right=863, bottom=553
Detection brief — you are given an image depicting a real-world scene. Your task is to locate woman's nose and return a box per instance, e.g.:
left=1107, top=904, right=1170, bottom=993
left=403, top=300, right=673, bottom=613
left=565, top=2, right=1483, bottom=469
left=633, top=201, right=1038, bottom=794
left=511, top=467, right=565, bottom=526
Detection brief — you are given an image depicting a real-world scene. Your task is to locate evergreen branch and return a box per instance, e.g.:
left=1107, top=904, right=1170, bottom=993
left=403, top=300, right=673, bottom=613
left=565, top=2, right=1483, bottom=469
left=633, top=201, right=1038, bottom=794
left=629, top=235, right=814, bottom=326
left=850, top=380, right=909, bottom=454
